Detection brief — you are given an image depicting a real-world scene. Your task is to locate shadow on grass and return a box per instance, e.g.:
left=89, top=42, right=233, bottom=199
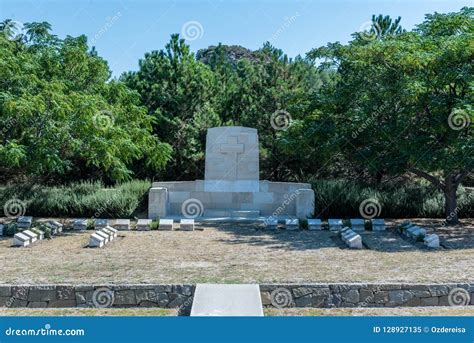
left=207, top=222, right=474, bottom=252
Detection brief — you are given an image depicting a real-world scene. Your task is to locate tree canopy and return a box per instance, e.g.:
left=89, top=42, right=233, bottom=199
left=0, top=7, right=472, bottom=222
left=306, top=7, right=473, bottom=223
left=0, top=20, right=171, bottom=183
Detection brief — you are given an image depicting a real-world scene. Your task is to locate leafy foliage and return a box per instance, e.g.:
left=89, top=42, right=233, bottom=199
left=122, top=34, right=220, bottom=180
left=2, top=222, right=19, bottom=236
left=312, top=179, right=473, bottom=218
left=0, top=9, right=473, bottom=221
left=0, top=21, right=171, bottom=183
left=307, top=7, right=473, bottom=222
left=0, top=180, right=151, bottom=218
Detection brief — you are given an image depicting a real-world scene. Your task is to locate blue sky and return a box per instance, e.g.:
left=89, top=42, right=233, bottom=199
left=1, top=0, right=470, bottom=77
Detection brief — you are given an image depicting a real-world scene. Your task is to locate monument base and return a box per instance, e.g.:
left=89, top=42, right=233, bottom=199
left=148, top=180, right=315, bottom=220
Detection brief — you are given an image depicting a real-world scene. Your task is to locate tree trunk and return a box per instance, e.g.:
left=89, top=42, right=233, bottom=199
left=375, top=171, right=384, bottom=184
left=444, top=174, right=459, bottom=225
left=409, top=169, right=467, bottom=226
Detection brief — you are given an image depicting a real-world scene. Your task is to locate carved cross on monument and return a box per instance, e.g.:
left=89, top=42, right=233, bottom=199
left=204, top=126, right=260, bottom=191
left=219, top=136, right=244, bottom=179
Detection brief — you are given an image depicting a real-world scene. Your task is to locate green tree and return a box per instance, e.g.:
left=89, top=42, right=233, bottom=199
left=0, top=21, right=171, bottom=183
left=123, top=34, right=220, bottom=180
left=204, top=42, right=326, bottom=180
left=309, top=8, right=473, bottom=224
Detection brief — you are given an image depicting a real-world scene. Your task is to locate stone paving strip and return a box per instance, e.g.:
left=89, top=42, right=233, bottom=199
left=4, top=217, right=390, bottom=235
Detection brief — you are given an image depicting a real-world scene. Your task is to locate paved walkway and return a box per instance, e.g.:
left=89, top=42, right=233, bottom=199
left=191, top=284, right=264, bottom=316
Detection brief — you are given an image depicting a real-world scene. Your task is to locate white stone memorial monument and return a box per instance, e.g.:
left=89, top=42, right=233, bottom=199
left=149, top=126, right=315, bottom=220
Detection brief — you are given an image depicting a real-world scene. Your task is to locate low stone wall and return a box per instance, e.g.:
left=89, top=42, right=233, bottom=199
left=260, top=283, right=474, bottom=308
left=0, top=283, right=472, bottom=309
left=149, top=180, right=314, bottom=218
left=0, top=285, right=194, bottom=309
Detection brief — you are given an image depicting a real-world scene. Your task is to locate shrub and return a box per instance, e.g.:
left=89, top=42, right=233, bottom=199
left=3, top=223, right=19, bottom=236
left=300, top=219, right=308, bottom=230
left=86, top=219, right=95, bottom=230
left=0, top=180, right=151, bottom=218
left=35, top=224, right=52, bottom=239
left=311, top=179, right=474, bottom=219
left=150, top=220, right=159, bottom=230
left=1, top=178, right=472, bottom=219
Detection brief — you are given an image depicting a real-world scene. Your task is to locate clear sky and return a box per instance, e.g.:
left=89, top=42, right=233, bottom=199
left=1, top=0, right=470, bottom=77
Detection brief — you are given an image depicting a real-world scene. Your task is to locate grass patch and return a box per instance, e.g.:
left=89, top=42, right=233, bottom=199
left=0, top=308, right=176, bottom=316
left=264, top=306, right=474, bottom=316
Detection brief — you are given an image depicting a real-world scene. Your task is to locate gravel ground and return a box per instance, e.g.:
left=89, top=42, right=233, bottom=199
left=0, top=219, right=472, bottom=284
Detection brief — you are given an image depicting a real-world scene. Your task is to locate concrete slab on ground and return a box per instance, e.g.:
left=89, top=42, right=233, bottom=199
left=191, top=284, right=263, bottom=316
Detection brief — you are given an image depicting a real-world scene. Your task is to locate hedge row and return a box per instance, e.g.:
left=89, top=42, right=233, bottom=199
left=0, top=179, right=472, bottom=219
left=312, top=179, right=473, bottom=218
left=0, top=180, right=150, bottom=218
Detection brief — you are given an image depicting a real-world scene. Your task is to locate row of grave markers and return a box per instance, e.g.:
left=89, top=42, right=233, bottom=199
left=267, top=218, right=386, bottom=231
left=340, top=227, right=363, bottom=249
left=73, top=218, right=132, bottom=231
left=399, top=221, right=440, bottom=248
left=3, top=216, right=440, bottom=252
left=73, top=218, right=196, bottom=231
left=2, top=217, right=386, bottom=234
left=158, top=219, right=195, bottom=231
left=9, top=218, right=63, bottom=247
left=89, top=226, right=118, bottom=248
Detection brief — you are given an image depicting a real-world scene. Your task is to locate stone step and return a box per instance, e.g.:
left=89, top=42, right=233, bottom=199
left=191, top=284, right=263, bottom=316
left=204, top=210, right=261, bottom=218
left=230, top=210, right=260, bottom=218
left=204, top=210, right=232, bottom=217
